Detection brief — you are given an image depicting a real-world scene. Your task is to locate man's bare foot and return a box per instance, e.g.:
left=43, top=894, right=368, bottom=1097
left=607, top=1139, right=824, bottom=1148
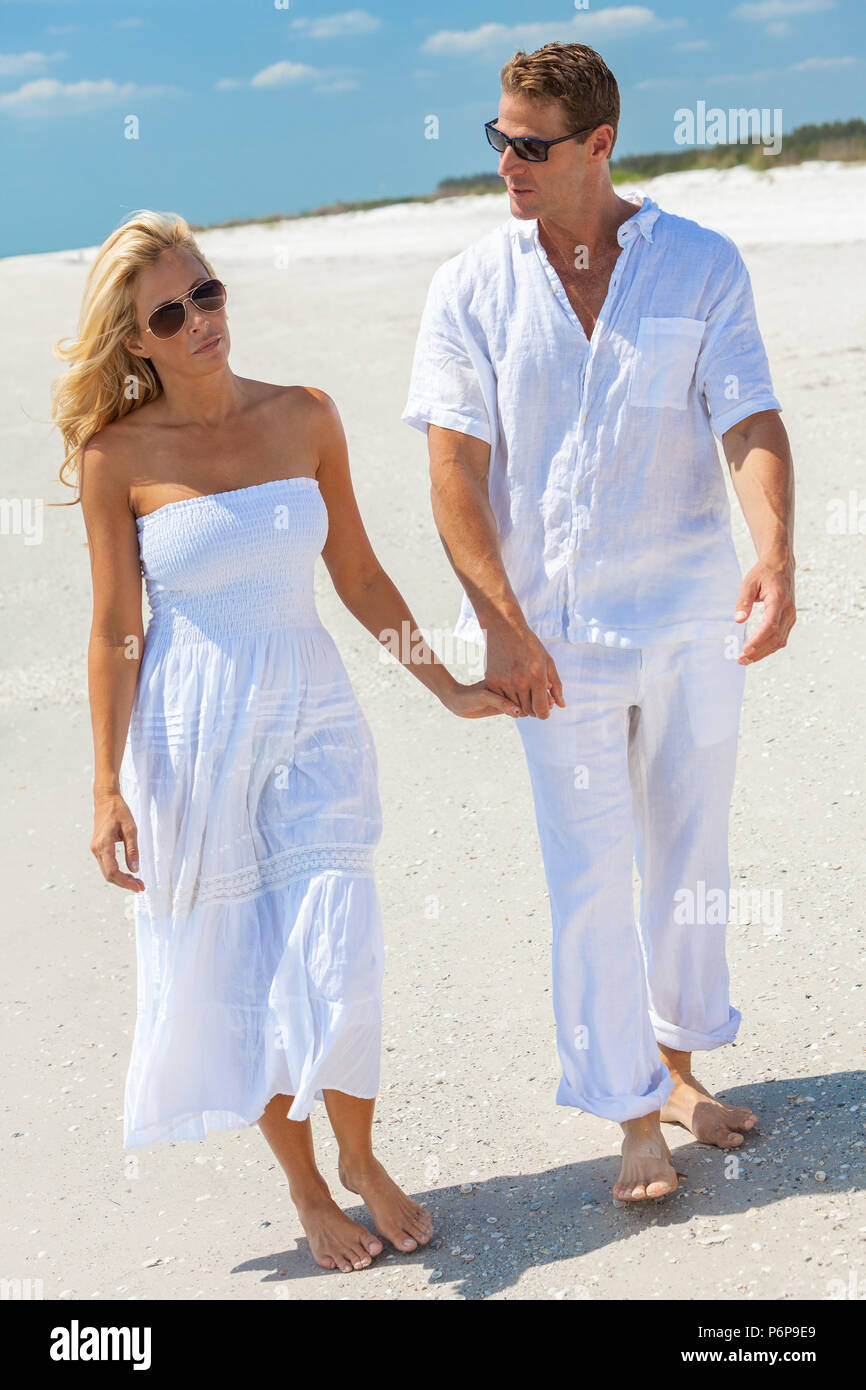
left=661, top=1073, right=757, bottom=1148
left=338, top=1154, right=434, bottom=1252
left=614, top=1114, right=679, bottom=1202
left=291, top=1177, right=384, bottom=1272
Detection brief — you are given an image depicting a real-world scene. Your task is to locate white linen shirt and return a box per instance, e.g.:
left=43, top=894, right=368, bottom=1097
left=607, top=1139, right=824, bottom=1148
left=401, top=192, right=782, bottom=648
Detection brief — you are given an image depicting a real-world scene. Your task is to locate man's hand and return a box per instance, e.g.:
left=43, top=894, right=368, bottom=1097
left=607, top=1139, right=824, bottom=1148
left=734, top=553, right=796, bottom=663
left=483, top=616, right=566, bottom=717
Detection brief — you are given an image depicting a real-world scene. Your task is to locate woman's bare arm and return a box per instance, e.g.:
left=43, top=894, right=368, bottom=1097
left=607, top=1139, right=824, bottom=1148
left=307, top=389, right=519, bottom=720
left=80, top=433, right=146, bottom=890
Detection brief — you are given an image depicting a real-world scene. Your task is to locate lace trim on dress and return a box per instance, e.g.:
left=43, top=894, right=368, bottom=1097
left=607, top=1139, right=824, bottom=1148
left=145, top=842, right=377, bottom=918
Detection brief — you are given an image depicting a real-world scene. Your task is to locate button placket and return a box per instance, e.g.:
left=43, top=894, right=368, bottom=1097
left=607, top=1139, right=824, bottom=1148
left=564, top=233, right=639, bottom=636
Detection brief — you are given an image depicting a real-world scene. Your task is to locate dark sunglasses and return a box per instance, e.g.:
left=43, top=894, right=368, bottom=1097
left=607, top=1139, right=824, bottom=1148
left=484, top=118, right=598, bottom=163
left=145, top=277, right=227, bottom=340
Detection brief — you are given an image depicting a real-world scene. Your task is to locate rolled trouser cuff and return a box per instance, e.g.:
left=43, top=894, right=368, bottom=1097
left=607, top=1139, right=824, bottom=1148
left=555, top=1066, right=675, bottom=1123
left=651, top=1005, right=741, bottom=1053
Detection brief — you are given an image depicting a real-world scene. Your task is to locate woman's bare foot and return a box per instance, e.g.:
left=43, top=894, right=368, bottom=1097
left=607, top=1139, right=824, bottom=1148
left=614, top=1114, right=679, bottom=1202
left=338, top=1155, right=434, bottom=1252
left=291, top=1177, right=384, bottom=1272
left=661, top=1073, right=757, bottom=1148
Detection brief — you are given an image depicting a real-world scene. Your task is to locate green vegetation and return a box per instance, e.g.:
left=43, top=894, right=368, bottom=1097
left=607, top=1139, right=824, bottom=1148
left=190, top=118, right=865, bottom=233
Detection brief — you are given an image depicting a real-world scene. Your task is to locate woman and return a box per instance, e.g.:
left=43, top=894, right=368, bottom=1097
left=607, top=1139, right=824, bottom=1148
left=51, top=210, right=521, bottom=1274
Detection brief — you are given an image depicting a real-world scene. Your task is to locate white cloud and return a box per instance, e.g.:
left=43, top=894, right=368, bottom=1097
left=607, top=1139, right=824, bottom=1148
left=290, top=9, right=380, bottom=39
left=217, top=62, right=357, bottom=92
left=789, top=54, right=856, bottom=69
left=732, top=0, right=835, bottom=20
left=0, top=49, right=64, bottom=76
left=636, top=53, right=855, bottom=90
left=0, top=77, right=177, bottom=113
left=422, top=7, right=680, bottom=57
left=250, top=61, right=321, bottom=88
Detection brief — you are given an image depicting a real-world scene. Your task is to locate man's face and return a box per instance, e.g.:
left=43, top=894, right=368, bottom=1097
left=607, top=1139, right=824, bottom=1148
left=494, top=92, right=600, bottom=223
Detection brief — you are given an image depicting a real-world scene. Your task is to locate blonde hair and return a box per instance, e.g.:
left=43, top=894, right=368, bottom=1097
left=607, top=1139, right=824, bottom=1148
left=49, top=209, right=217, bottom=506
left=500, top=42, right=620, bottom=156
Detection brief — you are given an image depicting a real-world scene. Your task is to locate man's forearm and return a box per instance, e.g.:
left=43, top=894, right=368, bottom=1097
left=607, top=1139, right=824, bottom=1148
left=723, top=409, right=795, bottom=565
left=427, top=426, right=527, bottom=631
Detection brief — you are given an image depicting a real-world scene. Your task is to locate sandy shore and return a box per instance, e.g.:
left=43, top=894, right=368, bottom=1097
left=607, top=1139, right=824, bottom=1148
left=1, top=162, right=864, bottom=1300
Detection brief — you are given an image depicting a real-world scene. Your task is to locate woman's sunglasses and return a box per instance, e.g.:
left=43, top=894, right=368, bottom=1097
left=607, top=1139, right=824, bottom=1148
left=145, top=277, right=227, bottom=340
left=484, top=118, right=598, bottom=163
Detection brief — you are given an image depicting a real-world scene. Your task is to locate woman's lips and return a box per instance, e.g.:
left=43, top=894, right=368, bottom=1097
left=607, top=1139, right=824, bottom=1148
left=194, top=335, right=220, bottom=354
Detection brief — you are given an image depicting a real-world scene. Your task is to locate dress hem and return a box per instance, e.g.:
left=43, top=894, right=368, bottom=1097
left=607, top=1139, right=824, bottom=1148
left=122, top=1082, right=380, bottom=1149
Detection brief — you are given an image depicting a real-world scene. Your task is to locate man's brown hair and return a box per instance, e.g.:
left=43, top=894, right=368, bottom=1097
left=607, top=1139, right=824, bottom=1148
left=500, top=43, right=620, bottom=157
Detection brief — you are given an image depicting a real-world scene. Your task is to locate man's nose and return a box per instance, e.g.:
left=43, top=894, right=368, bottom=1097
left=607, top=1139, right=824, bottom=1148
left=498, top=145, right=524, bottom=178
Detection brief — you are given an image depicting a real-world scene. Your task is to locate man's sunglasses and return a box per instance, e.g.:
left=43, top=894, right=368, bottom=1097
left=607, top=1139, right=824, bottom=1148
left=484, top=118, right=598, bottom=163
left=145, top=277, right=227, bottom=340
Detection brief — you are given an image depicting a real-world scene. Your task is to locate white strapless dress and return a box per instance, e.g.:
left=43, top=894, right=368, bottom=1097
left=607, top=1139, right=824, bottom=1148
left=119, top=477, right=384, bottom=1147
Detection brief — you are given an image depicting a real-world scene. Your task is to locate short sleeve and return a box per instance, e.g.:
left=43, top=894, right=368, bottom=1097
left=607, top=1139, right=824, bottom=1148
left=401, top=265, right=494, bottom=445
left=695, top=240, right=781, bottom=439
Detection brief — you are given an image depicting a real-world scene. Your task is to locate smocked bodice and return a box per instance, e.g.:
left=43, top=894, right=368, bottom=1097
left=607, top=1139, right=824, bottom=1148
left=135, top=476, right=328, bottom=647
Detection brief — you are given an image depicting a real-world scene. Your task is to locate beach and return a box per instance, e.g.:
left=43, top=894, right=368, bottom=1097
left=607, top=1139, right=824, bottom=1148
left=1, top=160, right=864, bottom=1300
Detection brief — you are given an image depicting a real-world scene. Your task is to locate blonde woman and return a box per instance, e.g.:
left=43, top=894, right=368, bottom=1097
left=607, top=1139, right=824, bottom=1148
left=52, top=210, right=521, bottom=1274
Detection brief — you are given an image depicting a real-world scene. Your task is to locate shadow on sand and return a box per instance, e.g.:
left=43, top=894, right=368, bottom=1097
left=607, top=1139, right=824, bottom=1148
left=235, top=1071, right=864, bottom=1298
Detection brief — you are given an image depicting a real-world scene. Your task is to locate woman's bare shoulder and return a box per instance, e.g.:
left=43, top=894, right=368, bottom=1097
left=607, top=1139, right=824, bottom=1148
left=79, top=414, right=148, bottom=514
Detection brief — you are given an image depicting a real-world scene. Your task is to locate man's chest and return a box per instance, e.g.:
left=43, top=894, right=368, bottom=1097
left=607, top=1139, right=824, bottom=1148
left=540, top=245, right=623, bottom=341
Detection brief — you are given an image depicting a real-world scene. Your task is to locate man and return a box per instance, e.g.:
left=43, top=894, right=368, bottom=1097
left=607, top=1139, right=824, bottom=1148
left=402, top=42, right=795, bottom=1201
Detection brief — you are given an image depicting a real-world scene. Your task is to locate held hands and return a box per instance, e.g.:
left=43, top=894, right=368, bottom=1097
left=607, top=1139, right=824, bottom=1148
left=441, top=679, right=523, bottom=719
left=91, top=792, right=145, bottom=892
left=482, top=619, right=566, bottom=719
left=734, top=555, right=796, bottom=664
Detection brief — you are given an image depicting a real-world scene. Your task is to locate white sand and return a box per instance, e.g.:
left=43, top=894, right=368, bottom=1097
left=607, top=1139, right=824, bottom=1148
left=1, top=162, right=864, bottom=1301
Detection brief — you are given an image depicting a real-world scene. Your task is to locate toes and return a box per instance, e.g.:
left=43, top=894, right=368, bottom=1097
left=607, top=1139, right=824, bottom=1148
left=361, top=1232, right=383, bottom=1258
left=646, top=1178, right=676, bottom=1198
left=616, top=1182, right=645, bottom=1201
left=409, top=1211, right=433, bottom=1240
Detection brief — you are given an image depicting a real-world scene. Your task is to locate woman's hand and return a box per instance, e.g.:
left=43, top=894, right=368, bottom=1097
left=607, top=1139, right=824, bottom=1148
left=439, top=679, right=523, bottom=720
left=91, top=793, right=145, bottom=891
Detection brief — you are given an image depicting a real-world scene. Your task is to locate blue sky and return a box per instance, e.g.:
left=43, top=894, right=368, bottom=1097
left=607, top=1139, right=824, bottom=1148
left=0, top=0, right=862, bottom=256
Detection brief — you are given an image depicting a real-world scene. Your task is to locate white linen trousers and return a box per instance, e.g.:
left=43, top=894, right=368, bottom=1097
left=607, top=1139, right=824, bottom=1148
left=515, top=630, right=747, bottom=1122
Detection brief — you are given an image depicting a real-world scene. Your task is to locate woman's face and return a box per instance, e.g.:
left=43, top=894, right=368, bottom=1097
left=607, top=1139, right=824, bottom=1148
left=125, top=247, right=230, bottom=376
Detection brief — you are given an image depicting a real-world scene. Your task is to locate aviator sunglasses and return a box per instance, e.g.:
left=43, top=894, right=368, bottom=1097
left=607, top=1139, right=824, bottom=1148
left=144, top=277, right=227, bottom=340
left=484, top=118, right=598, bottom=162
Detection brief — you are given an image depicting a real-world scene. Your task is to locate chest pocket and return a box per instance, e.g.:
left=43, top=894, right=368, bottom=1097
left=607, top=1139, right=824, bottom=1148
left=629, top=316, right=706, bottom=411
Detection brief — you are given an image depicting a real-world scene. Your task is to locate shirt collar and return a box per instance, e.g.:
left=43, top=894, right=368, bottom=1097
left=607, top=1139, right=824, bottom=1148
left=510, top=191, right=661, bottom=246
